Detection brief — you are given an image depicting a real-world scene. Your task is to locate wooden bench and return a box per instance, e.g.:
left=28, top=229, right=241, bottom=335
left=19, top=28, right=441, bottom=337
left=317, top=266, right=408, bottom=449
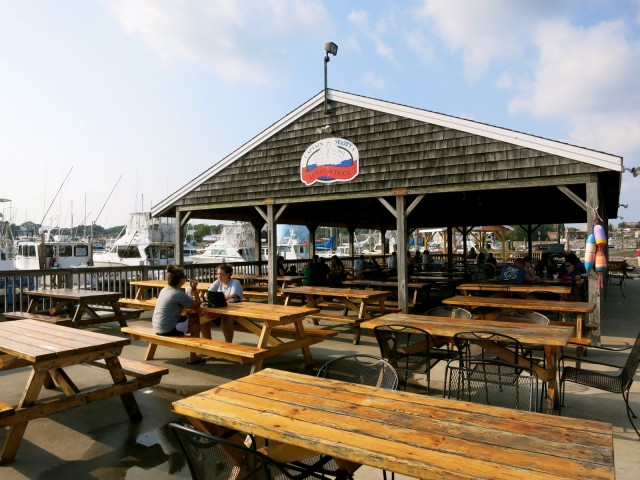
left=243, top=291, right=285, bottom=303
left=118, top=298, right=157, bottom=310
left=121, top=326, right=268, bottom=366
left=1, top=312, right=72, bottom=326
left=269, top=325, right=337, bottom=339
left=90, top=357, right=169, bottom=379
left=0, top=402, right=15, bottom=419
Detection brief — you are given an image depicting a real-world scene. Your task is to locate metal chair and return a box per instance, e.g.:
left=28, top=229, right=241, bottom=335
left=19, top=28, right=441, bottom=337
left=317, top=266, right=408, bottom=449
left=444, top=331, right=539, bottom=412
left=559, top=330, right=640, bottom=439
left=373, top=324, right=456, bottom=394
left=316, top=354, right=398, bottom=479
left=169, top=422, right=311, bottom=479
left=317, top=353, right=399, bottom=390
left=495, top=310, right=551, bottom=364
left=424, top=306, right=473, bottom=319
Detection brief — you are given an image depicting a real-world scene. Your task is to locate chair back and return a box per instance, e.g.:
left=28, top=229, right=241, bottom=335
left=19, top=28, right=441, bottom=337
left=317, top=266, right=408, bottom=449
left=453, top=330, right=531, bottom=370
left=496, top=311, right=550, bottom=325
left=425, top=306, right=472, bottom=319
left=621, top=330, right=640, bottom=387
left=170, top=423, right=299, bottom=480
left=317, top=354, right=399, bottom=390
left=447, top=331, right=538, bottom=411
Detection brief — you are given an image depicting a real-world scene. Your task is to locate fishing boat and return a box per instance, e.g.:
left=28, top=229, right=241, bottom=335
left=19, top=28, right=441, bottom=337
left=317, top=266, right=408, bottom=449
left=14, top=234, right=90, bottom=270
left=190, top=223, right=256, bottom=264
left=92, top=212, right=176, bottom=267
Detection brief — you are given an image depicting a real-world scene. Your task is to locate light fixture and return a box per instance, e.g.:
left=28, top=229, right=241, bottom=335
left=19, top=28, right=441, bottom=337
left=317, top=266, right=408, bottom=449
left=619, top=204, right=628, bottom=209
left=324, top=42, right=338, bottom=114
left=623, top=167, right=639, bottom=177
left=315, top=125, right=333, bottom=134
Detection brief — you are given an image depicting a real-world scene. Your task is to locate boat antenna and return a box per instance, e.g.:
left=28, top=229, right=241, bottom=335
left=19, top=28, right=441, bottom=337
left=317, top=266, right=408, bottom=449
left=93, top=175, right=122, bottom=226
left=39, top=167, right=73, bottom=228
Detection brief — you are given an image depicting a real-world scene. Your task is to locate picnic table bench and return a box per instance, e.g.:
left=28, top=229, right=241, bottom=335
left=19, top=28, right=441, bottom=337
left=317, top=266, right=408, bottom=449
left=121, top=325, right=269, bottom=366
left=121, top=302, right=325, bottom=373
left=607, top=260, right=632, bottom=298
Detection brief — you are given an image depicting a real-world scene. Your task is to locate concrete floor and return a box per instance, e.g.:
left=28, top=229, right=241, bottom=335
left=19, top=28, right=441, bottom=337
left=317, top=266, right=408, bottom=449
left=1, top=278, right=639, bottom=479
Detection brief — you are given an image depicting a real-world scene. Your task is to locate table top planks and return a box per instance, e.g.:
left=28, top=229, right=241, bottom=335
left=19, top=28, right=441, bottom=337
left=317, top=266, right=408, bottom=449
left=172, top=368, right=614, bottom=480
left=0, top=319, right=129, bottom=363
left=442, top=295, right=596, bottom=314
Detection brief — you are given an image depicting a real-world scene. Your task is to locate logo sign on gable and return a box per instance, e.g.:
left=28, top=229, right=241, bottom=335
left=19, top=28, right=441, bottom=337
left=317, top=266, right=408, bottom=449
left=300, top=138, right=360, bottom=186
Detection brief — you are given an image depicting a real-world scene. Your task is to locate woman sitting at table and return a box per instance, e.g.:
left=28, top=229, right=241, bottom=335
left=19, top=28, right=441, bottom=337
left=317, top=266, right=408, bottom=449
left=151, top=265, right=203, bottom=364
left=206, top=263, right=243, bottom=342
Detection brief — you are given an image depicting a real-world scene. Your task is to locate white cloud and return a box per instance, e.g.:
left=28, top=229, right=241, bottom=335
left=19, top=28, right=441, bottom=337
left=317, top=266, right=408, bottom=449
left=347, top=9, right=368, bottom=26
left=103, top=0, right=331, bottom=86
left=415, top=0, right=557, bottom=81
left=363, top=72, right=386, bottom=90
left=404, top=30, right=435, bottom=62
left=509, top=19, right=640, bottom=154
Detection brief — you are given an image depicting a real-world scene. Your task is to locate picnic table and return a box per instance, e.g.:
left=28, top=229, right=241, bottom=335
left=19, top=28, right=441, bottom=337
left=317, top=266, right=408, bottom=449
left=442, top=295, right=596, bottom=339
left=123, top=301, right=326, bottom=373
left=123, top=278, right=283, bottom=305
left=24, top=288, right=142, bottom=327
left=343, top=279, right=428, bottom=304
left=360, top=313, right=575, bottom=411
left=233, top=273, right=303, bottom=291
left=283, top=285, right=390, bottom=344
left=456, top=282, right=573, bottom=300
left=171, top=368, right=614, bottom=480
left=0, top=319, right=167, bottom=464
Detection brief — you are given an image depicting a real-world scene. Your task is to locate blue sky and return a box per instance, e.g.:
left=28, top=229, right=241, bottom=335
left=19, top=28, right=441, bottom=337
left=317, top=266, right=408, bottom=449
left=1, top=0, right=639, bottom=230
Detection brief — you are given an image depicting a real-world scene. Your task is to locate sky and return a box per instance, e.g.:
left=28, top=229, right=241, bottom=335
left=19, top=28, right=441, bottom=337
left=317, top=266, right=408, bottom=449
left=1, top=0, right=639, bottom=231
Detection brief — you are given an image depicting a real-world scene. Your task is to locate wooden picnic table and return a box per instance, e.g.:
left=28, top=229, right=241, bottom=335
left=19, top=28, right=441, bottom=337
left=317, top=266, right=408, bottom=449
left=442, top=295, right=596, bottom=338
left=122, top=301, right=325, bottom=373
left=360, top=313, right=575, bottom=411
left=343, top=279, right=429, bottom=304
left=0, top=320, right=167, bottom=464
left=283, top=285, right=390, bottom=344
left=125, top=278, right=278, bottom=305
left=456, top=282, right=573, bottom=300
left=171, top=368, right=614, bottom=480
left=25, top=288, right=142, bottom=327
left=233, top=273, right=303, bottom=291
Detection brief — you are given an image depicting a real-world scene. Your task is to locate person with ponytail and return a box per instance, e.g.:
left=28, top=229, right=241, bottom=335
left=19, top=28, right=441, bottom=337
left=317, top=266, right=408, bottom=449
left=151, top=265, right=204, bottom=364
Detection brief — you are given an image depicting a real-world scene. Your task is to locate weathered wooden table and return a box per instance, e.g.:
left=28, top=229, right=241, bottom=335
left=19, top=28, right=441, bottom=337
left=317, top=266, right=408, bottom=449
left=25, top=288, right=142, bottom=327
left=0, top=320, right=166, bottom=464
left=172, top=368, right=614, bottom=480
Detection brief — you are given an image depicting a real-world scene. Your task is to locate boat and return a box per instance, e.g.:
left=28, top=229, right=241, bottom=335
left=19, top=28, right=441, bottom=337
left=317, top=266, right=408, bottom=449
left=14, top=233, right=91, bottom=270
left=0, top=216, right=15, bottom=271
left=275, top=225, right=310, bottom=260
left=190, top=223, right=256, bottom=264
left=92, top=212, right=176, bottom=267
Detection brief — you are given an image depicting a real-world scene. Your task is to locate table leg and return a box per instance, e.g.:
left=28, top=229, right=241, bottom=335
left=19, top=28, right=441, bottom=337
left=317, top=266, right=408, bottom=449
left=543, top=346, right=560, bottom=412
left=104, top=356, right=142, bottom=420
left=0, top=368, right=47, bottom=464
left=292, top=320, right=314, bottom=366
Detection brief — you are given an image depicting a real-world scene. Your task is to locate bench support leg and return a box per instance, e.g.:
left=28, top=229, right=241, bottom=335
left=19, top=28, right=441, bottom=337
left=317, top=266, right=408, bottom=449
left=144, top=343, right=158, bottom=361
left=105, top=356, right=142, bottom=421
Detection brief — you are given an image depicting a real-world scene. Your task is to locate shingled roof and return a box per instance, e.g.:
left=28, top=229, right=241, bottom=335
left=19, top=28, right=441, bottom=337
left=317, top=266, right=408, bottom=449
left=152, top=89, right=623, bottom=229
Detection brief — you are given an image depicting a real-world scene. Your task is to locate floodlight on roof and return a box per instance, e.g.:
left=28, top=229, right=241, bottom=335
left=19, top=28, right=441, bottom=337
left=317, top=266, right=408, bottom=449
left=324, top=42, right=338, bottom=115
left=623, top=167, right=639, bottom=177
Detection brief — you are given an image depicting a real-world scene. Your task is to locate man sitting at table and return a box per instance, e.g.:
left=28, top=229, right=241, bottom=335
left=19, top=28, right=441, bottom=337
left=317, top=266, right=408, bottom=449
left=151, top=265, right=203, bottom=364
left=500, top=258, right=536, bottom=284
left=205, top=263, right=243, bottom=342
left=354, top=254, right=368, bottom=278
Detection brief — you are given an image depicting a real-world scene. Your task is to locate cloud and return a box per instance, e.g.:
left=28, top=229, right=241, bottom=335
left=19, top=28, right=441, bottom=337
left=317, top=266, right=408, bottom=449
left=509, top=19, right=640, bottom=154
left=347, top=9, right=368, bottom=26
left=415, top=0, right=557, bottom=81
left=103, top=0, right=331, bottom=86
left=363, top=72, right=386, bottom=90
